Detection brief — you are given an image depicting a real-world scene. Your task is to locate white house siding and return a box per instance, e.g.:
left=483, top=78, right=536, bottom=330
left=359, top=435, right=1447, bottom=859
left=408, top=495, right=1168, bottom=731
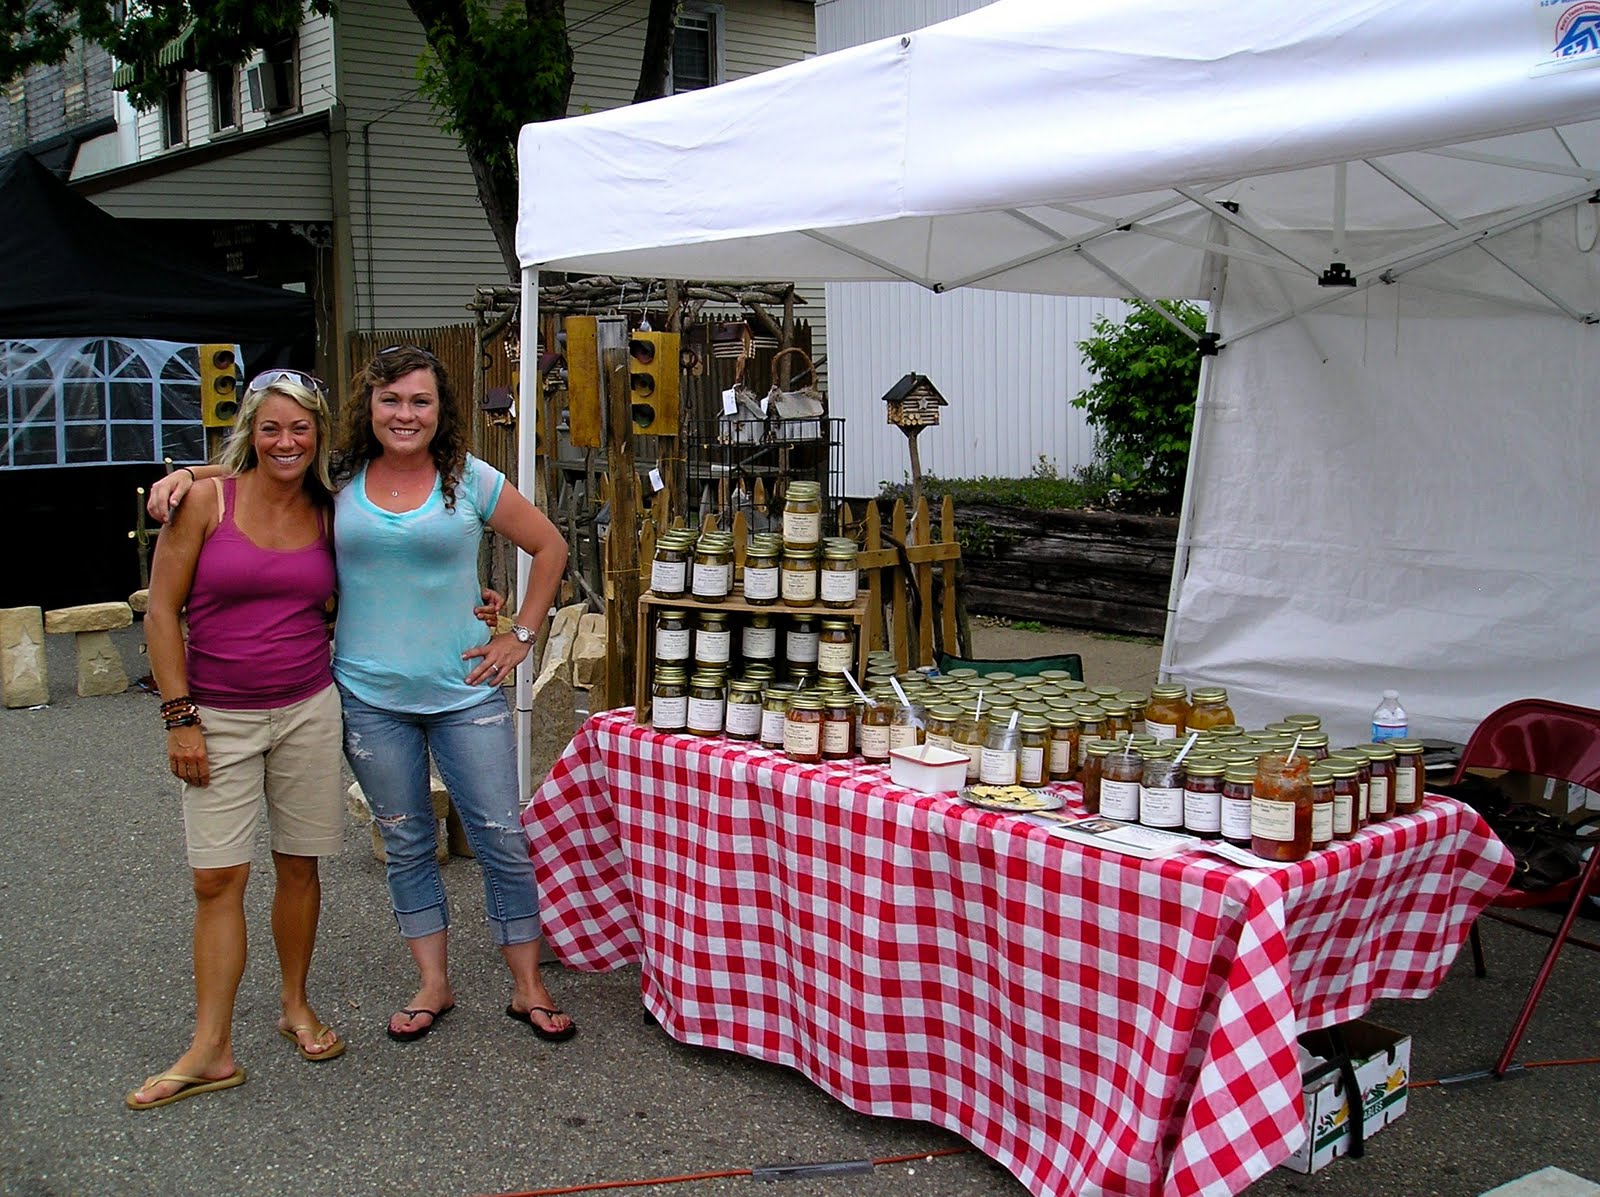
left=565, top=1, right=826, bottom=373
left=818, top=0, right=1115, bottom=495
left=338, top=0, right=506, bottom=329
left=828, top=285, right=1128, bottom=497
left=87, top=132, right=332, bottom=221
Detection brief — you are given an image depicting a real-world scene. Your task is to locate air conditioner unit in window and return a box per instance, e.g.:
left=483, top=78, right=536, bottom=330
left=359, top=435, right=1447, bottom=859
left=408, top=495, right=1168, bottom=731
left=245, top=61, right=291, bottom=113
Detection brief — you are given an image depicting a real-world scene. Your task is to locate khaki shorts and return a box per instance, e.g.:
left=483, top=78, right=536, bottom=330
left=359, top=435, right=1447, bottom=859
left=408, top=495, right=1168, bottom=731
left=182, top=684, right=344, bottom=869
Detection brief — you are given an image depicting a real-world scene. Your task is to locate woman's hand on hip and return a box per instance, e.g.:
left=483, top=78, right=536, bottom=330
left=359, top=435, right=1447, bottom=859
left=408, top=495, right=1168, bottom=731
left=463, top=633, right=532, bottom=687
left=168, top=728, right=210, bottom=787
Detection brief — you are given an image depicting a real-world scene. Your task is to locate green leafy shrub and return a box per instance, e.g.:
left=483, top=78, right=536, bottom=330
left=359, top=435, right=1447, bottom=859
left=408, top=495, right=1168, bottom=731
left=1072, top=300, right=1207, bottom=513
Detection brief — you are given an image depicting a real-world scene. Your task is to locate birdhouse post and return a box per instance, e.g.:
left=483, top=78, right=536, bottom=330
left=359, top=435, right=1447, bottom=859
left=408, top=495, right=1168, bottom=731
left=880, top=373, right=949, bottom=536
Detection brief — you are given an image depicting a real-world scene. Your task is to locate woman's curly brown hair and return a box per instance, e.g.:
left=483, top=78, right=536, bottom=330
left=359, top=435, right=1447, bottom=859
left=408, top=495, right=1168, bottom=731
left=336, top=345, right=467, bottom=511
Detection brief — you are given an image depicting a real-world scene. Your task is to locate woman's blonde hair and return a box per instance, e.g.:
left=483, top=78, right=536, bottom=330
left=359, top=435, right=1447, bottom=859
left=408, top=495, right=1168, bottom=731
left=216, top=376, right=335, bottom=502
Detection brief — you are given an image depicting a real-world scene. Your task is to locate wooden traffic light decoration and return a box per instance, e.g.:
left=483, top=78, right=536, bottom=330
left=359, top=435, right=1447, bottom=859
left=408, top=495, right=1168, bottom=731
left=628, top=331, right=679, bottom=437
left=564, top=316, right=601, bottom=449
left=198, top=344, right=241, bottom=428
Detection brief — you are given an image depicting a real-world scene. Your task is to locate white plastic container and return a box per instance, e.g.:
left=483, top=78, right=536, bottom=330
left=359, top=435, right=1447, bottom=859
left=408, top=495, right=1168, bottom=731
left=889, top=743, right=970, bottom=794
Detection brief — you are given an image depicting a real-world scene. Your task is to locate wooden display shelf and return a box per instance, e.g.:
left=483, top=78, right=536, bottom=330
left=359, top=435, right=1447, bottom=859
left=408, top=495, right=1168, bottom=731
left=634, top=589, right=871, bottom=725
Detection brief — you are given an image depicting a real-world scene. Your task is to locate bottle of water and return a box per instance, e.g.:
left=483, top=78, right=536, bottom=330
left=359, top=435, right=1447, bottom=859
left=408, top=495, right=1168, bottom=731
left=1371, top=690, right=1408, bottom=741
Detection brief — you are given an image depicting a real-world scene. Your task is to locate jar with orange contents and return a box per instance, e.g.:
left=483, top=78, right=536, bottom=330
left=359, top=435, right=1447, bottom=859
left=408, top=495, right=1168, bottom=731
left=1144, top=683, right=1190, bottom=741
left=1187, top=687, right=1235, bottom=731
left=1252, top=751, right=1313, bottom=861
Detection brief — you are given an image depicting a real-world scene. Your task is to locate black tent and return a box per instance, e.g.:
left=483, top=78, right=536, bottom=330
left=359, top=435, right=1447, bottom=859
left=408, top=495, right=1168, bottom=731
left=0, top=150, right=312, bottom=344
left=1, top=151, right=316, bottom=611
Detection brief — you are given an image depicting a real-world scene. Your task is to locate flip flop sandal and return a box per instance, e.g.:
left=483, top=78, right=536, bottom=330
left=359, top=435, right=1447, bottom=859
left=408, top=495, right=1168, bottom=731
left=386, top=1002, right=454, bottom=1043
left=505, top=1003, right=578, bottom=1043
left=125, top=1068, right=247, bottom=1110
left=279, top=1022, right=346, bottom=1062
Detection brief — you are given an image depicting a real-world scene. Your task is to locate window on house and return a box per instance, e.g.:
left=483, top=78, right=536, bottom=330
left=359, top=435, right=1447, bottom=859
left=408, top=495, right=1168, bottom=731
left=673, top=7, right=722, bottom=93
left=160, top=76, right=185, bottom=148
left=246, top=35, right=297, bottom=114
left=210, top=65, right=238, bottom=132
left=63, top=38, right=90, bottom=123
left=3, top=79, right=24, bottom=150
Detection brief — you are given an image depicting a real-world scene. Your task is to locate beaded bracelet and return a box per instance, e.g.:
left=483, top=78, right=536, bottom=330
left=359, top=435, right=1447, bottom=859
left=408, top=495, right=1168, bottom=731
left=164, top=713, right=203, bottom=731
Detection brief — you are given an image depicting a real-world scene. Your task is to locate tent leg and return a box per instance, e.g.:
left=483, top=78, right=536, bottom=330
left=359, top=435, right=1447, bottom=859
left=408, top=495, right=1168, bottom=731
left=515, top=267, right=540, bottom=804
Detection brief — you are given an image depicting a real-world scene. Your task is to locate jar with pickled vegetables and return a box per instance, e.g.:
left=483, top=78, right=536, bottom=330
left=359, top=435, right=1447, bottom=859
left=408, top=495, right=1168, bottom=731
left=741, top=533, right=782, bottom=605
left=783, top=692, right=825, bottom=763
left=724, top=678, right=763, bottom=741
left=782, top=480, right=822, bottom=550
left=760, top=685, right=795, bottom=748
left=1144, top=683, right=1190, bottom=741
left=694, top=610, right=732, bottom=672
left=691, top=533, right=733, bottom=603
left=820, top=540, right=859, bottom=608
left=652, top=666, right=689, bottom=733
left=650, top=532, right=693, bottom=599
left=1252, top=752, right=1313, bottom=861
left=785, top=615, right=819, bottom=672
left=1188, top=687, right=1235, bottom=731
left=654, top=608, right=691, bottom=665
left=687, top=673, right=726, bottom=737
left=1017, top=715, right=1051, bottom=787
left=781, top=546, right=819, bottom=607
left=742, top=613, right=777, bottom=665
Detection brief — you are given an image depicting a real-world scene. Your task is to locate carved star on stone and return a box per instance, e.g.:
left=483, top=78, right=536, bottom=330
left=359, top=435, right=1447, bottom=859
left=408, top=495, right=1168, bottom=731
left=5, top=629, right=43, bottom=685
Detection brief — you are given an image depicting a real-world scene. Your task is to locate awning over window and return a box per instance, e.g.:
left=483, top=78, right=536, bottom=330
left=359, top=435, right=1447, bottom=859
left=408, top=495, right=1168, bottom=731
left=110, top=21, right=194, bottom=89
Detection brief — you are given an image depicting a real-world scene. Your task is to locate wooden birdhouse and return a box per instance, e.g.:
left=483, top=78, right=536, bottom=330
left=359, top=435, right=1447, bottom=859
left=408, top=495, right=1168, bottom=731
left=881, top=373, right=948, bottom=428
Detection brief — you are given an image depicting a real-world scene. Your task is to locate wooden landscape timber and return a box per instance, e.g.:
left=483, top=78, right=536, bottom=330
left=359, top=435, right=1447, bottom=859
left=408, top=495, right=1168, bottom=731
left=951, top=503, right=1177, bottom=639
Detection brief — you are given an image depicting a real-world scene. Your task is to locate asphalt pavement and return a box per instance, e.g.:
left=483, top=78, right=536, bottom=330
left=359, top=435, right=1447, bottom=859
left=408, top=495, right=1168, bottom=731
left=2, top=624, right=1596, bottom=1197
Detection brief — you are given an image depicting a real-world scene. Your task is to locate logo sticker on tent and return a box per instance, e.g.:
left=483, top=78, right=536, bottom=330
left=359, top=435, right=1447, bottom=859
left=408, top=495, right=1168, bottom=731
left=1534, top=0, right=1600, bottom=74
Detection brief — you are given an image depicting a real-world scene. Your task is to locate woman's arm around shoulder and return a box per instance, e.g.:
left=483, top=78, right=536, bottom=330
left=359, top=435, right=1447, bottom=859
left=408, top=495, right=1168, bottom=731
left=146, top=463, right=225, bottom=523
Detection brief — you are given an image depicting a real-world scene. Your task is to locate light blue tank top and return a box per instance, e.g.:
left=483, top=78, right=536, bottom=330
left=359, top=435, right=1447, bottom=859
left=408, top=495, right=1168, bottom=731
left=331, top=454, right=505, bottom=714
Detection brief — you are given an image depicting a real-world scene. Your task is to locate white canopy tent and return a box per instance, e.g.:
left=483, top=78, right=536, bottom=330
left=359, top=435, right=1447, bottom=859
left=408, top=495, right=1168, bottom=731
left=512, top=0, right=1600, bottom=775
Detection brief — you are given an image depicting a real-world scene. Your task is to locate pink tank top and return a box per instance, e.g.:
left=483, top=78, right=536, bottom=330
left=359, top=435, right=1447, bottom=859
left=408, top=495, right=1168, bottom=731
left=186, top=477, right=337, bottom=709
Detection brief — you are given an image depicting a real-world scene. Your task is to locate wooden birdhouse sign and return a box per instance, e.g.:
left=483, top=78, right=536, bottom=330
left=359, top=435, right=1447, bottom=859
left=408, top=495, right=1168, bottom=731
left=882, top=373, right=947, bottom=428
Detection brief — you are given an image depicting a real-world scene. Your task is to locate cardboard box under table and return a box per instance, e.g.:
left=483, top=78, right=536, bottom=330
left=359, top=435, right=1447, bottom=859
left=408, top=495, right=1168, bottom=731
left=1280, top=1020, right=1412, bottom=1174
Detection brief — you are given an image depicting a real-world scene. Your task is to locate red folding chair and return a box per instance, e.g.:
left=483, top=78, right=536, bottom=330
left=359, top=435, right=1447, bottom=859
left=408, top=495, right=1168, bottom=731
left=1450, top=698, right=1600, bottom=1078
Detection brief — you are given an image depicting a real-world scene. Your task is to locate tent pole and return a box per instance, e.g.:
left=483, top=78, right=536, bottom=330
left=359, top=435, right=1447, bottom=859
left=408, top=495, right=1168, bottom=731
left=515, top=265, right=540, bottom=802
left=1159, top=219, right=1230, bottom=686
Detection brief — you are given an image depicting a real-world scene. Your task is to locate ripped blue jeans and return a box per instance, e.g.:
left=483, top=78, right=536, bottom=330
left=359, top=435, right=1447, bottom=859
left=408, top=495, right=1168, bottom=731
left=339, top=685, right=541, bottom=945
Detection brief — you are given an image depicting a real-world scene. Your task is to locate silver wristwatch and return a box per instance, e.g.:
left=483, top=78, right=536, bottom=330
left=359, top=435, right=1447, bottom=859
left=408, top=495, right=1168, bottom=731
left=511, top=623, right=536, bottom=644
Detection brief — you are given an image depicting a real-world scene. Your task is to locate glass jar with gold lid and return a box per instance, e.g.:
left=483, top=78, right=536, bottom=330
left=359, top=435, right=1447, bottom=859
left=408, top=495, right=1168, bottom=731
left=820, top=684, right=855, bottom=760
left=1390, top=738, right=1427, bottom=816
left=781, top=480, right=822, bottom=549
left=694, top=610, right=732, bottom=672
left=1017, top=714, right=1051, bottom=787
left=924, top=704, right=961, bottom=751
left=690, top=532, right=734, bottom=603
left=724, top=678, right=764, bottom=741
left=1099, top=700, right=1133, bottom=740
left=780, top=545, right=819, bottom=607
left=1144, top=683, right=1190, bottom=741
left=651, top=665, right=689, bottom=733
left=785, top=614, right=819, bottom=672
left=741, top=533, right=782, bottom=605
left=858, top=697, right=893, bottom=763
left=783, top=691, right=825, bottom=763
left=820, top=538, right=859, bottom=608
left=1046, top=711, right=1079, bottom=782
left=650, top=531, right=695, bottom=599
left=816, top=618, right=855, bottom=676
left=742, top=613, right=777, bottom=665
left=654, top=608, right=692, bottom=665
left=1188, top=687, right=1235, bottom=731
left=760, top=683, right=797, bottom=748
left=687, top=672, right=726, bottom=737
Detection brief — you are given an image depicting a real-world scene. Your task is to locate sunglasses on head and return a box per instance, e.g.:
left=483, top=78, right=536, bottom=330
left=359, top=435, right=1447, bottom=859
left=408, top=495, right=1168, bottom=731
left=376, top=344, right=441, bottom=364
left=249, top=368, right=328, bottom=399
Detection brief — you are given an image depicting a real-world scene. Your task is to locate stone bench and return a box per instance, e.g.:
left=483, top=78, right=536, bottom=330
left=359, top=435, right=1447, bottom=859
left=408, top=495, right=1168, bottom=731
left=44, top=601, right=132, bottom=697
left=1, top=606, right=48, bottom=708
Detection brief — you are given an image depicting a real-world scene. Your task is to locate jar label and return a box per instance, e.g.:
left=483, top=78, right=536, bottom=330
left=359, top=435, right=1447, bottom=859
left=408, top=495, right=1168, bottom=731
left=1144, top=719, right=1179, bottom=741
left=1358, top=781, right=1369, bottom=822
left=859, top=723, right=890, bottom=760
left=817, top=640, right=854, bottom=674
left=656, top=627, right=691, bottom=659
left=1140, top=785, right=1184, bottom=828
left=1184, top=789, right=1221, bottom=834
left=651, top=559, right=686, bottom=593
left=1368, top=776, right=1390, bottom=815
left=688, top=697, right=724, bottom=732
left=784, top=719, right=821, bottom=757
left=926, top=731, right=954, bottom=751
left=961, top=741, right=983, bottom=780
left=760, top=707, right=786, bottom=745
left=691, top=561, right=731, bottom=597
left=889, top=722, right=921, bottom=751
left=786, top=631, right=818, bottom=663
left=979, top=747, right=1018, bottom=786
left=820, top=568, right=858, bottom=602
left=1251, top=797, right=1296, bottom=842
left=1394, top=769, right=1417, bottom=809
left=652, top=695, right=687, bottom=729
left=1049, top=740, right=1074, bottom=776
left=781, top=569, right=818, bottom=603
left=1312, top=802, right=1334, bottom=844
left=726, top=701, right=762, bottom=737
left=1333, top=794, right=1353, bottom=834
left=1100, top=779, right=1140, bottom=821
left=823, top=719, right=852, bottom=755
left=696, top=629, right=731, bottom=664
left=743, top=564, right=780, bottom=600
left=742, top=626, right=777, bottom=658
left=1019, top=745, right=1046, bottom=785
left=783, top=510, right=820, bottom=543
left=1221, top=794, right=1253, bottom=840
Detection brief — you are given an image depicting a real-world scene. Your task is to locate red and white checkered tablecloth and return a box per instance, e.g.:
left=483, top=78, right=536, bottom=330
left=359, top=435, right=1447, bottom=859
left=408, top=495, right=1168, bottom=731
left=522, top=711, right=1512, bottom=1197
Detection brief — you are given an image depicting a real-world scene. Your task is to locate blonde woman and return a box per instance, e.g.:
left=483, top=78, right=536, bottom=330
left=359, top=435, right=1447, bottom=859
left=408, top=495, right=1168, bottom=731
left=129, top=370, right=345, bottom=1109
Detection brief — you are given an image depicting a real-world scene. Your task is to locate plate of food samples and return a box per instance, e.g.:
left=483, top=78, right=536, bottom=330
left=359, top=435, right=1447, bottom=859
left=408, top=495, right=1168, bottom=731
left=959, top=784, right=1066, bottom=813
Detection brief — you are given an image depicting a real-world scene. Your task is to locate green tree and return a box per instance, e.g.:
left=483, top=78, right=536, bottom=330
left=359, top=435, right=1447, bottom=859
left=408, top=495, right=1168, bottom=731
left=1072, top=300, right=1207, bottom=512
left=2, top=0, right=680, bottom=280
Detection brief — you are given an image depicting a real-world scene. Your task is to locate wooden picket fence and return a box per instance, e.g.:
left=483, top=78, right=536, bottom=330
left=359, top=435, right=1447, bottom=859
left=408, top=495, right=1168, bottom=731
left=637, top=493, right=965, bottom=672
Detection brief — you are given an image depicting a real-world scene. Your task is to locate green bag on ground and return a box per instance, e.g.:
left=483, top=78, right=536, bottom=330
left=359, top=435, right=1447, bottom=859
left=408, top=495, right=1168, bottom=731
left=935, top=651, right=1083, bottom=680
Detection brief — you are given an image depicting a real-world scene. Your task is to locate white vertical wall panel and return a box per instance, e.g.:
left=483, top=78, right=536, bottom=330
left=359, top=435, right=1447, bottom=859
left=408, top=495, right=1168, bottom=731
left=819, top=0, right=1122, bottom=495
left=826, top=282, right=1127, bottom=497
